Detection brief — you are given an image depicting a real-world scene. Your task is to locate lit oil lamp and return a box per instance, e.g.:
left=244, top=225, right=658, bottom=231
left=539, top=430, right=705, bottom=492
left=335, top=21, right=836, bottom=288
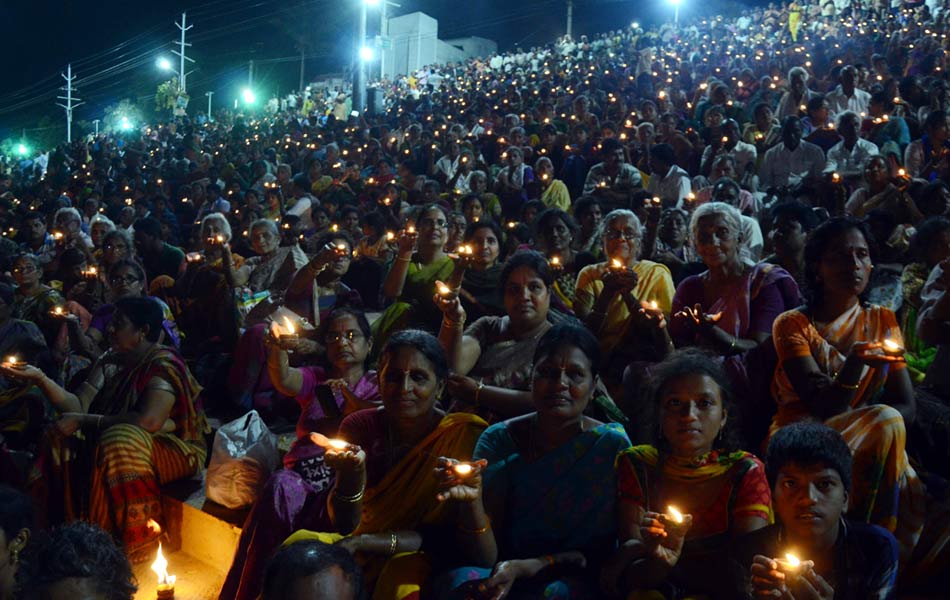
left=648, top=300, right=659, bottom=311
left=406, top=225, right=417, bottom=235
left=386, top=231, right=396, bottom=241
left=832, top=172, right=841, bottom=183
left=186, top=252, right=203, bottom=263
left=151, top=543, right=176, bottom=599
left=51, top=306, right=65, bottom=317
left=214, top=234, right=225, bottom=244
left=775, top=552, right=803, bottom=576
left=454, top=462, right=473, bottom=476
left=4, top=355, right=24, bottom=368
left=53, top=231, right=64, bottom=241
left=549, top=256, right=561, bottom=268
left=507, top=221, right=517, bottom=229
left=436, top=281, right=454, bottom=296
left=610, top=258, right=625, bottom=271
left=279, top=316, right=298, bottom=346
left=882, top=338, right=905, bottom=355
left=327, top=439, right=349, bottom=450
left=666, top=505, right=685, bottom=524
left=330, top=223, right=339, bottom=233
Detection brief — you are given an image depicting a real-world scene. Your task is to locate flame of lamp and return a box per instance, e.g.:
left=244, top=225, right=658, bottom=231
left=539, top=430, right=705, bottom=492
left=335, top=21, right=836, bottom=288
left=667, top=505, right=684, bottom=523
left=454, top=463, right=473, bottom=475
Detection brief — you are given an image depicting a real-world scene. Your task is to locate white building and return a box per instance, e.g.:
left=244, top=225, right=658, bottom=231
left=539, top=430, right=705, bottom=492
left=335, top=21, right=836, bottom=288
left=384, top=11, right=497, bottom=79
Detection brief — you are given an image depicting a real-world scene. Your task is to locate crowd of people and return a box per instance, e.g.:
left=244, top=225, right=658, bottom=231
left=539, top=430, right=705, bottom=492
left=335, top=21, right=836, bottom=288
left=3, top=0, right=950, bottom=598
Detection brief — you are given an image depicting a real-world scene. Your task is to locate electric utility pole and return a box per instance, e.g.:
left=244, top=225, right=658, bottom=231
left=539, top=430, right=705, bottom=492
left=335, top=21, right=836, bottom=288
left=172, top=12, right=195, bottom=93
left=56, top=64, right=83, bottom=143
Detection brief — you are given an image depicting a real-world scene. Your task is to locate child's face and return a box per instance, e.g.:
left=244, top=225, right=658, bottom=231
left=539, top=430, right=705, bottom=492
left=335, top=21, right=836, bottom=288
left=772, top=462, right=848, bottom=545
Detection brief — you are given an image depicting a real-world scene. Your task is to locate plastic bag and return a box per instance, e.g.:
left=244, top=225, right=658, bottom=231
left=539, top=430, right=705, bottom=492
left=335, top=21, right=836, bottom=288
left=205, top=410, right=279, bottom=509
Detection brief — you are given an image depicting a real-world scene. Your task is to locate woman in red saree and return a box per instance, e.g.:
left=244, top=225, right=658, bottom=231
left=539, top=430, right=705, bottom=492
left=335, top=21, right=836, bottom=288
left=5, top=297, right=208, bottom=562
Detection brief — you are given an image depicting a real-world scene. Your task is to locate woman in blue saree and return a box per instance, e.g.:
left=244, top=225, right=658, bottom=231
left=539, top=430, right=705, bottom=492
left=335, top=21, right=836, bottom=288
left=435, top=323, right=630, bottom=599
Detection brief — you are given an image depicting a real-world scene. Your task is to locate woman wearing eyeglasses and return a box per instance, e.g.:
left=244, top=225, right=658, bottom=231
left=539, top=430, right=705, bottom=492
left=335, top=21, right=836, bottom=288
left=374, top=204, right=456, bottom=347
left=227, top=232, right=362, bottom=413
left=574, top=209, right=676, bottom=397
left=67, top=260, right=181, bottom=359
left=221, top=307, right=381, bottom=600
left=11, top=254, right=65, bottom=350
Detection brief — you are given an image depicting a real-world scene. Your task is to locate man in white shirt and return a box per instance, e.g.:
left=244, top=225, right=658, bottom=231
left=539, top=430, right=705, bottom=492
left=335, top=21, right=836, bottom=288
left=825, top=66, right=872, bottom=118
left=759, top=117, right=826, bottom=193
left=646, top=144, right=692, bottom=207
left=711, top=178, right=764, bottom=259
left=824, top=111, right=880, bottom=179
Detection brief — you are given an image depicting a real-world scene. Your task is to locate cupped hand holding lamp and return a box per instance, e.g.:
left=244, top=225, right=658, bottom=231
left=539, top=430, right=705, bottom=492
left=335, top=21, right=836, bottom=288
left=750, top=553, right=829, bottom=599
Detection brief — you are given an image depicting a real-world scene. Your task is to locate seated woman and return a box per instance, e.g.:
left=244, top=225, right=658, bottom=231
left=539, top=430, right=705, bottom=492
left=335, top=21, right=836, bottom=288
left=8, top=297, right=208, bottom=561
left=282, top=330, right=487, bottom=600
left=374, top=204, right=456, bottom=346
left=221, top=308, right=380, bottom=600
left=233, top=217, right=309, bottom=296
left=533, top=208, right=596, bottom=310
left=260, top=539, right=363, bottom=600
left=437, top=250, right=554, bottom=420
left=435, top=324, right=631, bottom=598
left=228, top=234, right=361, bottom=415
left=574, top=209, right=676, bottom=396
left=734, top=423, right=899, bottom=600
left=0, top=484, right=33, bottom=600
left=67, top=260, right=181, bottom=360
left=15, top=521, right=136, bottom=600
left=11, top=254, right=66, bottom=351
left=770, top=217, right=937, bottom=568
left=457, top=220, right=505, bottom=322
left=670, top=202, right=799, bottom=356
left=174, top=213, right=242, bottom=358
left=603, top=350, right=770, bottom=600
left=844, top=155, right=921, bottom=223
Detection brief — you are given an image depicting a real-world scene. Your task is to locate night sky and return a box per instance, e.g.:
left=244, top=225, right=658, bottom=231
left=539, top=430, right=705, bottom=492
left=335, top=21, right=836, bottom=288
left=0, top=0, right=745, bottom=140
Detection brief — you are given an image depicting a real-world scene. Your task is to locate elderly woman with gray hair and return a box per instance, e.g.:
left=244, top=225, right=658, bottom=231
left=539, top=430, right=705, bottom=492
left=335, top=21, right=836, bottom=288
left=670, top=202, right=800, bottom=355
left=574, top=209, right=676, bottom=396
left=232, top=218, right=308, bottom=295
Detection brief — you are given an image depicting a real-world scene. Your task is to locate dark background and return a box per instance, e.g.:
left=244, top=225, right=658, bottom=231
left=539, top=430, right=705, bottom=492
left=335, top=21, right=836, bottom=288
left=0, top=0, right=750, bottom=143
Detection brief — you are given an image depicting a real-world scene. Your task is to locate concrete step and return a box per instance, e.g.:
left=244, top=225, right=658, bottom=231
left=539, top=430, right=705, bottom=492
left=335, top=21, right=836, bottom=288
left=134, top=471, right=246, bottom=600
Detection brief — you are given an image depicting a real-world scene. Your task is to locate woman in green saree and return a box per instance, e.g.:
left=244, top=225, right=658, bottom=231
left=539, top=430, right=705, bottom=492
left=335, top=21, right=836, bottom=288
left=373, top=204, right=456, bottom=346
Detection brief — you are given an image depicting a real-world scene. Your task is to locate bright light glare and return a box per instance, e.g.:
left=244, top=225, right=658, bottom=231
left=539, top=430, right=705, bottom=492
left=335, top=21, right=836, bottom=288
left=631, top=21, right=640, bottom=29
left=157, top=57, right=173, bottom=71
left=669, top=0, right=681, bottom=4
left=16, top=144, right=28, bottom=156
left=120, top=117, right=133, bottom=131
left=359, top=46, right=375, bottom=61
left=365, top=0, right=381, bottom=6
left=242, top=88, right=256, bottom=104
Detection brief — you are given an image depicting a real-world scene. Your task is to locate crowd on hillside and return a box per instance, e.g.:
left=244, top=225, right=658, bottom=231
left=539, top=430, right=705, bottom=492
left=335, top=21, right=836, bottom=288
left=4, top=0, right=950, bottom=598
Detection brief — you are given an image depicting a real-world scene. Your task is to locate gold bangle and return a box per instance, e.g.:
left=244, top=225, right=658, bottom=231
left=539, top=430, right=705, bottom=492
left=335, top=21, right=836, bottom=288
left=396, top=256, right=411, bottom=263
left=443, top=316, right=465, bottom=329
left=389, top=532, right=398, bottom=555
left=458, top=519, right=491, bottom=535
left=334, top=487, right=365, bottom=503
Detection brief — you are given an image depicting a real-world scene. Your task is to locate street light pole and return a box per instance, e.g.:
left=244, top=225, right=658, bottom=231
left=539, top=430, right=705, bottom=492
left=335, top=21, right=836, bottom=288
left=567, top=0, right=573, bottom=38
left=355, top=0, right=368, bottom=114
left=206, top=91, right=214, bottom=121
left=56, top=64, right=83, bottom=143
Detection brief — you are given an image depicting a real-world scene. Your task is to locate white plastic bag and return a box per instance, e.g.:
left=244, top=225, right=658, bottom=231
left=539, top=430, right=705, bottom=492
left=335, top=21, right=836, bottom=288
left=205, top=410, right=279, bottom=509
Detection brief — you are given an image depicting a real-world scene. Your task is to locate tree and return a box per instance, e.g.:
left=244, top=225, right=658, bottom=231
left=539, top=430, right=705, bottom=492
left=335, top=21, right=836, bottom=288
left=155, top=78, right=182, bottom=113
